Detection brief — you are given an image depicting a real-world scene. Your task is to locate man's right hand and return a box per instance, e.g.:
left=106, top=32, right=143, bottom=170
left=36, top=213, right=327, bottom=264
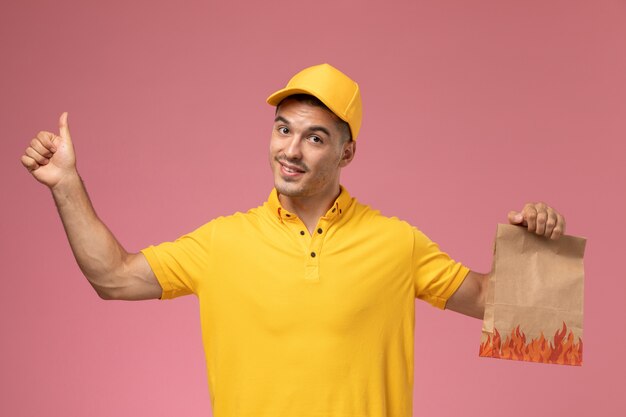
left=21, top=112, right=162, bottom=301
left=21, top=112, right=77, bottom=188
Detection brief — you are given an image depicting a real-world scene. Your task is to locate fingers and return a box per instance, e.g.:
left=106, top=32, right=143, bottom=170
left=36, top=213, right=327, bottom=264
left=25, top=146, right=50, bottom=165
left=550, top=213, right=566, bottom=240
left=514, top=202, right=566, bottom=240
left=535, top=205, right=548, bottom=235
left=523, top=203, right=538, bottom=231
left=22, top=131, right=59, bottom=171
left=35, top=131, right=58, bottom=152
left=21, top=154, right=40, bottom=172
left=540, top=208, right=554, bottom=236
left=30, top=136, right=54, bottom=158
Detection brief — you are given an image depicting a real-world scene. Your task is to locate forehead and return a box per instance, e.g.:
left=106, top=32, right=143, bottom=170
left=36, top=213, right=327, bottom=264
left=275, top=98, right=342, bottom=129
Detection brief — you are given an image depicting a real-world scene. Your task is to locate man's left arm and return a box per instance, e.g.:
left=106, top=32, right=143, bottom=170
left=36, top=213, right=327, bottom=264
left=445, top=202, right=566, bottom=319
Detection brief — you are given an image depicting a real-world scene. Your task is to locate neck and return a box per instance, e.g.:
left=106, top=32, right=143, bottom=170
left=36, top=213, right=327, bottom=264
left=278, top=186, right=341, bottom=234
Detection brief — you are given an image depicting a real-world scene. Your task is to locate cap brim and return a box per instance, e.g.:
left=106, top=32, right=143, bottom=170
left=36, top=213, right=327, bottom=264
left=266, top=88, right=317, bottom=106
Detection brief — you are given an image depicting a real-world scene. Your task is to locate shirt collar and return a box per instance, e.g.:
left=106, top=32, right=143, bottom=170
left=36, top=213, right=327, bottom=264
left=266, top=186, right=352, bottom=222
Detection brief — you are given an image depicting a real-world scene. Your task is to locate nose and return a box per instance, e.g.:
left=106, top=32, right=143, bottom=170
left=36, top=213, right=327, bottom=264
left=283, top=135, right=303, bottom=160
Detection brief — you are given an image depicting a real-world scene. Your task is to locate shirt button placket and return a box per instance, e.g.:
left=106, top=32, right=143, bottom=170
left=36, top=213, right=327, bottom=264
left=304, top=220, right=327, bottom=282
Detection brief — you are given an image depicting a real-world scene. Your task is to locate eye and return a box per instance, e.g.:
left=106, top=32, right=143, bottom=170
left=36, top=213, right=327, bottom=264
left=278, top=126, right=289, bottom=135
left=308, top=135, right=323, bottom=144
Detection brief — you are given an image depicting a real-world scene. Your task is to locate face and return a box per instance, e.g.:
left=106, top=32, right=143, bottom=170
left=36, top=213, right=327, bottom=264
left=269, top=99, right=355, bottom=201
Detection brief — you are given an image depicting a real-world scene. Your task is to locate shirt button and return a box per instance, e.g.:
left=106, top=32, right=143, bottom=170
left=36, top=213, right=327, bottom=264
left=317, top=228, right=323, bottom=234
left=300, top=231, right=305, bottom=235
left=310, top=252, right=316, bottom=258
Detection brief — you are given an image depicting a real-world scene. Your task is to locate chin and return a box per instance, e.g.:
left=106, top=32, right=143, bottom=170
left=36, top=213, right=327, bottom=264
left=273, top=168, right=304, bottom=196
left=274, top=182, right=306, bottom=197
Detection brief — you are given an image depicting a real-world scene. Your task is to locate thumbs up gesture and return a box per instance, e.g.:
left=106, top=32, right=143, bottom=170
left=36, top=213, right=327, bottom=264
left=21, top=112, right=77, bottom=189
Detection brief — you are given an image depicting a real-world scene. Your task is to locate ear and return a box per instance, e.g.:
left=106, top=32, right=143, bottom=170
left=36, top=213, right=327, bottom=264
left=338, top=141, right=356, bottom=168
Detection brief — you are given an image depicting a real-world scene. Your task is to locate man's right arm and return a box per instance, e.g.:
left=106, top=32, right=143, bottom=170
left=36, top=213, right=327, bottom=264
left=21, top=112, right=162, bottom=300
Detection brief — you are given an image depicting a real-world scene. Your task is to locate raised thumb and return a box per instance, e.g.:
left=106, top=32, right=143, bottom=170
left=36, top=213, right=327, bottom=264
left=59, top=111, right=71, bottom=139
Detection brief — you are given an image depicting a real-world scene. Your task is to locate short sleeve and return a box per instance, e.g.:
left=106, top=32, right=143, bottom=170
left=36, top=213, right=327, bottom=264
left=412, top=227, right=470, bottom=309
left=140, top=222, right=214, bottom=300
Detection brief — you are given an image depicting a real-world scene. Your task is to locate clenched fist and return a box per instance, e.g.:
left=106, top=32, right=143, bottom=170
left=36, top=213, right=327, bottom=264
left=21, top=112, right=77, bottom=189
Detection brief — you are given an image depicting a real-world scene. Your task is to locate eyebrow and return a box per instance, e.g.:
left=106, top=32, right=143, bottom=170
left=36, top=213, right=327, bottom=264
left=308, top=125, right=331, bottom=137
left=274, top=116, right=331, bottom=137
left=274, top=116, right=290, bottom=125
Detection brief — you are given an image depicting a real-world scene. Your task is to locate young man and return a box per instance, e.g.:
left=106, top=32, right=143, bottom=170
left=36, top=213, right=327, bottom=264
left=21, top=63, right=565, bottom=416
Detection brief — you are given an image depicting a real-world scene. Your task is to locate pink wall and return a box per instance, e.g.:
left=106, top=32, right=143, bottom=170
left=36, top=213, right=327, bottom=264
left=2, top=0, right=624, bottom=415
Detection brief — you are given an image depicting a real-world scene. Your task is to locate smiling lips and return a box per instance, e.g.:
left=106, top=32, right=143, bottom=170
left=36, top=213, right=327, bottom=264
left=277, top=158, right=307, bottom=176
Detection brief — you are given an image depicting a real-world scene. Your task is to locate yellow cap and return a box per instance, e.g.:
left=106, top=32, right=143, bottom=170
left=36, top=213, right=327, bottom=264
left=266, top=63, right=363, bottom=141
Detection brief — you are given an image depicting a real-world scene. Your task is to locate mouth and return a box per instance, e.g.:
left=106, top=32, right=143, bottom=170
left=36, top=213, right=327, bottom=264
left=277, top=159, right=307, bottom=176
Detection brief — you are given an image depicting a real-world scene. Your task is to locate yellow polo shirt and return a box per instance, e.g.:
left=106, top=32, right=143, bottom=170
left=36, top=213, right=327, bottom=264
left=141, top=187, right=469, bottom=417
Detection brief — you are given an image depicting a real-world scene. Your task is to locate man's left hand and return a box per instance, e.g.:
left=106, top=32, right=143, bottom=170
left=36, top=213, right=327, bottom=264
left=508, top=202, right=566, bottom=240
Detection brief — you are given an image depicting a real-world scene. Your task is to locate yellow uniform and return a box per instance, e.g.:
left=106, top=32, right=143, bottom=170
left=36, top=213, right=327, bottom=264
left=141, top=187, right=469, bottom=417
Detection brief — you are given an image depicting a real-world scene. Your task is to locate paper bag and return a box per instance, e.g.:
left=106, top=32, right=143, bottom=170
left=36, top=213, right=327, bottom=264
left=479, top=224, right=586, bottom=366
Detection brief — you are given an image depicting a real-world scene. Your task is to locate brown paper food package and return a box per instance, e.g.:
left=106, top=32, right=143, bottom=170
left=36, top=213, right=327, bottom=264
left=479, top=224, right=586, bottom=366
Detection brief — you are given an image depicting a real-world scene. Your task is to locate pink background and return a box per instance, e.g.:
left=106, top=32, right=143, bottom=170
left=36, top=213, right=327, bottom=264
left=2, top=0, right=625, bottom=415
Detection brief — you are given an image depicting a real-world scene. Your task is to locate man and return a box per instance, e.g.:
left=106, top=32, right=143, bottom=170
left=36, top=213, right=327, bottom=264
left=21, top=63, right=565, bottom=416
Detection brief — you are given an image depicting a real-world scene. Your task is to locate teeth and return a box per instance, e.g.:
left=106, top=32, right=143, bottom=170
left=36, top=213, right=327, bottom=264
left=283, top=165, right=300, bottom=173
